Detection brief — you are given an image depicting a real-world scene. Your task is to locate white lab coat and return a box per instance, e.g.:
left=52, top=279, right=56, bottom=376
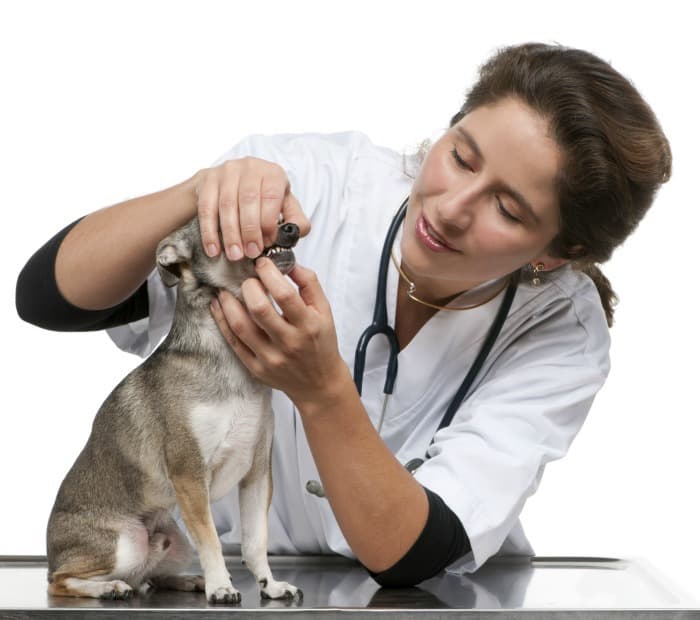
left=107, top=130, right=610, bottom=575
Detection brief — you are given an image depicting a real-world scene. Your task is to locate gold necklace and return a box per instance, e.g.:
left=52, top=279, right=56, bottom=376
left=390, top=247, right=510, bottom=312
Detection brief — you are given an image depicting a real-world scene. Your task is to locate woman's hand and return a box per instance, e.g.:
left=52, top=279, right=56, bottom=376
left=210, top=257, right=351, bottom=406
left=193, top=157, right=311, bottom=261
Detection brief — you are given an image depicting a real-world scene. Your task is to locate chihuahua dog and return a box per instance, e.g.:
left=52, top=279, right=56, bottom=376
left=46, top=216, right=301, bottom=605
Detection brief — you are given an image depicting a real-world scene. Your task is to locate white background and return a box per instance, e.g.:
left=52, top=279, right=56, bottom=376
left=3, top=0, right=698, bottom=602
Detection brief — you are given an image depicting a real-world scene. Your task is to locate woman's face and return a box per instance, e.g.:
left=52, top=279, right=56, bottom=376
left=403, top=97, right=565, bottom=300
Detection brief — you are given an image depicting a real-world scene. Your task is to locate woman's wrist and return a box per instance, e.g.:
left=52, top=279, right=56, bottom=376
left=172, top=170, right=202, bottom=220
left=290, top=359, right=356, bottom=420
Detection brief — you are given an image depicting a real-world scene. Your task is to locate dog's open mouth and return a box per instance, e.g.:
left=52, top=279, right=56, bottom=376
left=255, top=244, right=296, bottom=274
left=254, top=222, right=299, bottom=273
left=261, top=245, right=293, bottom=259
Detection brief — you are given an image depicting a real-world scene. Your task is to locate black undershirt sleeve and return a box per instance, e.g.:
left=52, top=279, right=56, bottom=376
left=15, top=216, right=149, bottom=332
left=366, top=485, right=472, bottom=588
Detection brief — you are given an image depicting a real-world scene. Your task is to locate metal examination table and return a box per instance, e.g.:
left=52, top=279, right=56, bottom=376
left=1, top=554, right=697, bottom=619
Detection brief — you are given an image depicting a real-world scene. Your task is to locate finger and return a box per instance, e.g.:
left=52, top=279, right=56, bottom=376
left=209, top=296, right=249, bottom=354
left=260, top=170, right=291, bottom=249
left=197, top=172, right=222, bottom=258
left=240, top=276, right=294, bottom=343
left=238, top=168, right=264, bottom=259
left=254, top=257, right=308, bottom=326
left=218, top=163, right=244, bottom=261
left=210, top=297, right=261, bottom=374
left=216, top=289, right=273, bottom=357
left=288, top=264, right=330, bottom=313
left=282, top=192, right=311, bottom=238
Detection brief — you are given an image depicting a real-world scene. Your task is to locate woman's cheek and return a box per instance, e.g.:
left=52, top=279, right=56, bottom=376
left=415, top=146, right=454, bottom=195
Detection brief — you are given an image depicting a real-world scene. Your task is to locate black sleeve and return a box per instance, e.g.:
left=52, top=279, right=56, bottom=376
left=366, top=486, right=472, bottom=588
left=15, top=216, right=149, bottom=332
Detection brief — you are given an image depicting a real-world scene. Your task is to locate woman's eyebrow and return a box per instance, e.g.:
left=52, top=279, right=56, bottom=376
left=456, top=126, right=484, bottom=161
left=455, top=126, right=540, bottom=224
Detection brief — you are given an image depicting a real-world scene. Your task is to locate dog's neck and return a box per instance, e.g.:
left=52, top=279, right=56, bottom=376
left=161, top=273, right=249, bottom=369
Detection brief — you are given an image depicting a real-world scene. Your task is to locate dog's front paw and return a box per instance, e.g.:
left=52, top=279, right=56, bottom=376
left=206, top=582, right=241, bottom=605
left=259, top=578, right=302, bottom=602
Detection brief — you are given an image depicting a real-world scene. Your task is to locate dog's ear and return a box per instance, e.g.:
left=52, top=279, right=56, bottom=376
left=156, top=224, right=195, bottom=287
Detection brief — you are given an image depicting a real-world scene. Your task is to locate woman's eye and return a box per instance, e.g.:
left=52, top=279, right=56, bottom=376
left=450, top=146, right=520, bottom=223
left=450, top=147, right=473, bottom=171
left=497, top=198, right=519, bottom=222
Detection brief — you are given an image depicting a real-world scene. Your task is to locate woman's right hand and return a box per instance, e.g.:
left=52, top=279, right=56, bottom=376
left=193, top=157, right=311, bottom=261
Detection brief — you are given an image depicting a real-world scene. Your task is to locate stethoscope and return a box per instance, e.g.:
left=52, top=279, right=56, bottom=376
left=305, top=196, right=518, bottom=498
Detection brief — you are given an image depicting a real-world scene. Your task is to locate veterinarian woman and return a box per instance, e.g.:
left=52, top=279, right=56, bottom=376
left=17, top=43, right=671, bottom=587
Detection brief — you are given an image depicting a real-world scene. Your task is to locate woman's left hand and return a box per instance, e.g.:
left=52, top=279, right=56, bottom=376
left=210, top=257, right=349, bottom=405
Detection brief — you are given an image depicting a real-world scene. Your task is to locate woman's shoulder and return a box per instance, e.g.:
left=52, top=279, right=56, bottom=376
left=213, top=129, right=391, bottom=161
left=515, top=264, right=611, bottom=368
left=547, top=264, right=609, bottom=328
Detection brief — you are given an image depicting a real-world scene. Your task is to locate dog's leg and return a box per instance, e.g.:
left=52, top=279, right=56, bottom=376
left=48, top=518, right=164, bottom=599
left=150, top=573, right=206, bottom=592
left=170, top=473, right=240, bottom=604
left=239, top=426, right=302, bottom=602
left=148, top=512, right=204, bottom=592
left=49, top=575, right=135, bottom=600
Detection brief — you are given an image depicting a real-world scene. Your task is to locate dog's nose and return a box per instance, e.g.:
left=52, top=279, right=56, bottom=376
left=281, top=223, right=299, bottom=238
left=276, top=222, right=300, bottom=248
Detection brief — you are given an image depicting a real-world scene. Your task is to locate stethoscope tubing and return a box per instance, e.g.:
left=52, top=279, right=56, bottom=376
left=353, top=196, right=409, bottom=396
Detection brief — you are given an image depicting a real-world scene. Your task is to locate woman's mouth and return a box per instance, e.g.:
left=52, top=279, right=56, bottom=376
left=415, top=215, right=458, bottom=253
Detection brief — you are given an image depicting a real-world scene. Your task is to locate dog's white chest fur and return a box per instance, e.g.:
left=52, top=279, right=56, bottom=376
left=188, top=393, right=269, bottom=501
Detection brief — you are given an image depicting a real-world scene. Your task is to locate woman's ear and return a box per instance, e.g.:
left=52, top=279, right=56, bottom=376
left=531, top=253, right=569, bottom=272
left=533, top=242, right=588, bottom=271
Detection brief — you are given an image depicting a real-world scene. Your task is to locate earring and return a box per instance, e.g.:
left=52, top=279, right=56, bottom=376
left=529, top=262, right=545, bottom=287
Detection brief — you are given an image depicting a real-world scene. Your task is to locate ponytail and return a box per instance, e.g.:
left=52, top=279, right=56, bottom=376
left=573, top=263, right=617, bottom=327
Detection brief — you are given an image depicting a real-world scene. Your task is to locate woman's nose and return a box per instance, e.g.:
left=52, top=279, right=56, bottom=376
left=436, top=190, right=480, bottom=230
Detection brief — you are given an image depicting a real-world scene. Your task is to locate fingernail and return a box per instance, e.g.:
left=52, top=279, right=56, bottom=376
left=206, top=243, right=218, bottom=257
left=246, top=242, right=260, bottom=258
left=229, top=244, right=243, bottom=261
left=256, top=257, right=268, bottom=268
left=211, top=298, right=221, bottom=312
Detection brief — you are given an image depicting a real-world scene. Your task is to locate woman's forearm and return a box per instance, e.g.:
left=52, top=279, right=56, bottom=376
left=54, top=173, right=201, bottom=310
left=294, top=366, right=429, bottom=573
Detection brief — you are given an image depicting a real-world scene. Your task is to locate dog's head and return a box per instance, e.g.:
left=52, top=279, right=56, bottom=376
left=156, top=217, right=299, bottom=298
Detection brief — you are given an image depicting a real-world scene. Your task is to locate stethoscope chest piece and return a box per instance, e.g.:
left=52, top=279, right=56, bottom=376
left=404, top=457, right=425, bottom=475
left=305, top=479, right=326, bottom=498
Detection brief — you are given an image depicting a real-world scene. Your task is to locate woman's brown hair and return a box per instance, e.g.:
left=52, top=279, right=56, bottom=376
left=449, top=42, right=672, bottom=326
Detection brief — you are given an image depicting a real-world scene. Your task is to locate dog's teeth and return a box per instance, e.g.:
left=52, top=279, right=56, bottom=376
left=263, top=246, right=288, bottom=258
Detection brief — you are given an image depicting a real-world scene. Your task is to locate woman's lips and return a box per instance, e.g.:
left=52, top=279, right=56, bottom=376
left=415, top=214, right=458, bottom=253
